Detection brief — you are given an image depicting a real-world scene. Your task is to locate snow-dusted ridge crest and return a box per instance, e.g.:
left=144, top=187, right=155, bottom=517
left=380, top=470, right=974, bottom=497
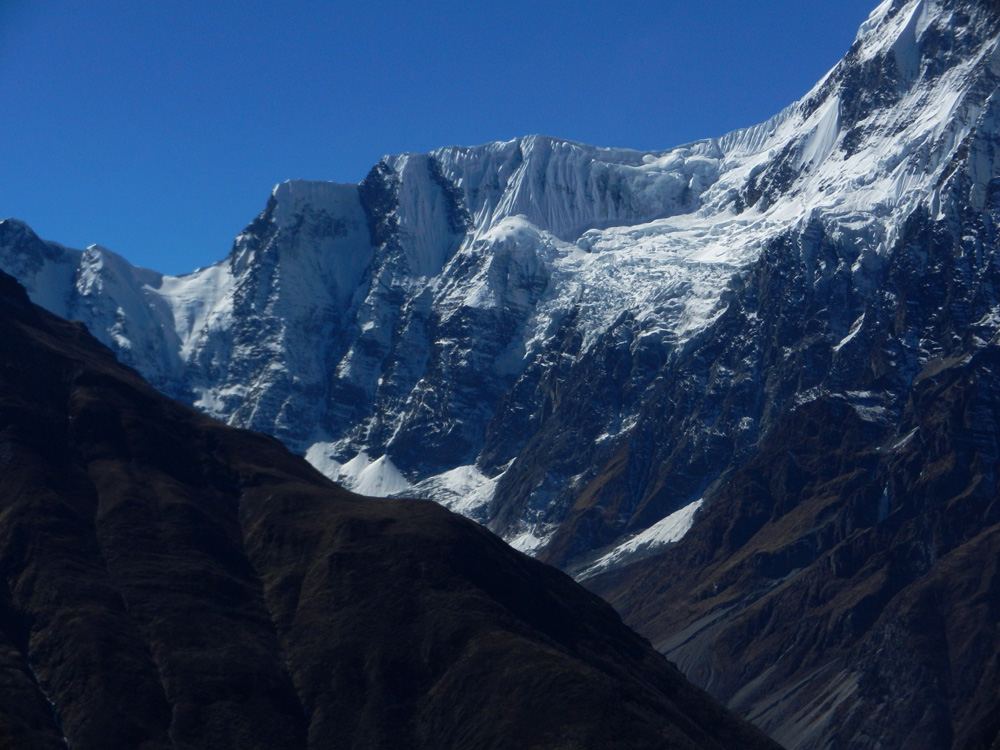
left=3, top=0, right=1000, bottom=573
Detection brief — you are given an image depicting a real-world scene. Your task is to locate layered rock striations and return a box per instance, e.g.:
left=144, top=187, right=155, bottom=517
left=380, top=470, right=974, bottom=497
left=0, top=269, right=782, bottom=749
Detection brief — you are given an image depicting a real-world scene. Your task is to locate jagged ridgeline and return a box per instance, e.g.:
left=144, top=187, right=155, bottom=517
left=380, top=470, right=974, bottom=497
left=3, top=0, right=1000, bottom=747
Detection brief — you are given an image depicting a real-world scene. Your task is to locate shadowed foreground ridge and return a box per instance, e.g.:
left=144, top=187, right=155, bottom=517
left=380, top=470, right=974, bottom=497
left=0, top=268, right=781, bottom=749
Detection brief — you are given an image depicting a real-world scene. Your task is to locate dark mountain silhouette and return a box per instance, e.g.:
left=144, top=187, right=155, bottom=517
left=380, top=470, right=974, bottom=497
left=0, top=267, right=781, bottom=749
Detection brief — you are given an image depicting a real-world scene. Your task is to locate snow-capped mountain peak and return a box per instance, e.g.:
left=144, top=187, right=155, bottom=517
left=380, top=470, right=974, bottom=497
left=2, top=0, right=999, bottom=566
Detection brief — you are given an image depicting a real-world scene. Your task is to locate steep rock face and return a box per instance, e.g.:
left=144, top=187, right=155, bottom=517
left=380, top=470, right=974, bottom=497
left=503, top=0, right=1000, bottom=567
left=0, top=270, right=783, bottom=749
left=6, top=0, right=999, bottom=572
left=579, top=3, right=1000, bottom=747
left=590, top=342, right=1000, bottom=749
left=0, top=135, right=732, bottom=535
left=183, top=181, right=374, bottom=442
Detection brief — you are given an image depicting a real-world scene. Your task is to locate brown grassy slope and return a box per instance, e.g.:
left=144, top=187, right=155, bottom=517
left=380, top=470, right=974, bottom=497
left=0, top=270, right=783, bottom=750
left=589, top=354, right=1000, bottom=750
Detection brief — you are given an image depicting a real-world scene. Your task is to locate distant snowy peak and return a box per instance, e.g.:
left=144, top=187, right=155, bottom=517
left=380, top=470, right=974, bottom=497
left=267, top=179, right=361, bottom=228
left=0, top=220, right=183, bottom=380
left=229, top=179, right=373, bottom=300
left=0, top=219, right=80, bottom=319
left=388, top=0, right=1000, bottom=273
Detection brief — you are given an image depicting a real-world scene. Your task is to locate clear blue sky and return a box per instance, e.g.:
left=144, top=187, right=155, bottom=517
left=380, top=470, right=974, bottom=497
left=1, top=0, right=878, bottom=275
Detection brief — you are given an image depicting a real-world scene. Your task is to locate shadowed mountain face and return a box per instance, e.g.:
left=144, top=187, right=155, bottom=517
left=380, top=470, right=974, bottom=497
left=589, top=344, right=1000, bottom=749
left=0, top=268, right=782, bottom=749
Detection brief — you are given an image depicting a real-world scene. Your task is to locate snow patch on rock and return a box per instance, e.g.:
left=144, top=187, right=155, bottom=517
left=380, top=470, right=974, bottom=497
left=305, top=444, right=412, bottom=497
left=577, top=498, right=705, bottom=580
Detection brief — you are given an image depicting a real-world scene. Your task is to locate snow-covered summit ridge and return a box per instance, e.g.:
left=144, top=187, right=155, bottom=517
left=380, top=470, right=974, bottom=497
left=267, top=179, right=362, bottom=229
left=429, top=134, right=723, bottom=245
left=369, top=0, right=998, bottom=273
